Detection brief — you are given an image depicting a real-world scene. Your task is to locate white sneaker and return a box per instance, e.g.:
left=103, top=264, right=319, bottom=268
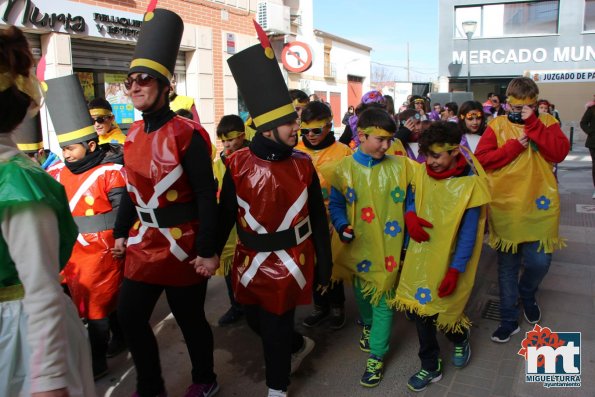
left=267, top=388, right=287, bottom=397
left=290, top=336, right=315, bottom=374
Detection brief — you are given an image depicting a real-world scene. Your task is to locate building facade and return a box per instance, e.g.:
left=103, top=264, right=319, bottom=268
left=438, top=0, right=595, bottom=122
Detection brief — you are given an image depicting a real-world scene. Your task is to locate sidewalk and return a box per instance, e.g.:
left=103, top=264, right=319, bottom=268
left=96, top=133, right=595, bottom=397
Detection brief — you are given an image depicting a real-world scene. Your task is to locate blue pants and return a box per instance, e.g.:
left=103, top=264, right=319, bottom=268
left=497, top=241, right=552, bottom=323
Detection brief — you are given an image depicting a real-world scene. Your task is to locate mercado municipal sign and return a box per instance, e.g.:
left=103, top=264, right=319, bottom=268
left=453, top=46, right=595, bottom=65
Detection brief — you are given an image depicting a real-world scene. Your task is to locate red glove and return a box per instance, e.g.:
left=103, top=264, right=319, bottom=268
left=404, top=211, right=433, bottom=243
left=339, top=224, right=355, bottom=243
left=438, top=268, right=460, bottom=298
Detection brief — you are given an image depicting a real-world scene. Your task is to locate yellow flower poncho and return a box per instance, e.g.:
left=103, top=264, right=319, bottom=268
left=487, top=114, right=565, bottom=254
left=392, top=153, right=491, bottom=333
left=330, top=155, right=416, bottom=304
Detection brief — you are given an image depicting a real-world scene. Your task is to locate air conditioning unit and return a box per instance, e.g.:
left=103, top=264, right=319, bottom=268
left=257, top=1, right=291, bottom=34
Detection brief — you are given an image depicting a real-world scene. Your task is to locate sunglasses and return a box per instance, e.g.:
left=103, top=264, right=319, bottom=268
left=124, top=73, right=155, bottom=90
left=92, top=116, right=109, bottom=124
left=301, top=127, right=326, bottom=136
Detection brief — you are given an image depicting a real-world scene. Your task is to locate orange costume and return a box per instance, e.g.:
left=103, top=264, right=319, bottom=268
left=54, top=163, right=126, bottom=319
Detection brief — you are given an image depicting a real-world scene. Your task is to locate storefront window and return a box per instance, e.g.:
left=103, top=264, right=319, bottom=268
left=455, top=1, right=559, bottom=38
left=586, top=0, right=595, bottom=31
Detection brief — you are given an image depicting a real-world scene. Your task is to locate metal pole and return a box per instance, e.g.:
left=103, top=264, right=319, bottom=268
left=466, top=33, right=471, bottom=92
left=569, top=126, right=574, bottom=151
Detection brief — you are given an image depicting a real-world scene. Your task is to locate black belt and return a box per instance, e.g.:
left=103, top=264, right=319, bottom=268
left=135, top=202, right=198, bottom=228
left=236, top=216, right=312, bottom=252
left=73, top=211, right=117, bottom=233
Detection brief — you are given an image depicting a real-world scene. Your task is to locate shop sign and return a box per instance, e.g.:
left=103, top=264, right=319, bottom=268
left=453, top=46, right=595, bottom=65
left=94, top=13, right=142, bottom=37
left=527, top=69, right=595, bottom=83
left=2, top=0, right=85, bottom=32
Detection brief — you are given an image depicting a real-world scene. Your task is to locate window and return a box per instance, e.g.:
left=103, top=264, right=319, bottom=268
left=455, top=1, right=559, bottom=38
left=586, top=0, right=595, bottom=31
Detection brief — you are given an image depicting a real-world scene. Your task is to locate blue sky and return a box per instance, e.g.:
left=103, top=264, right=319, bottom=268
left=313, top=0, right=439, bottom=81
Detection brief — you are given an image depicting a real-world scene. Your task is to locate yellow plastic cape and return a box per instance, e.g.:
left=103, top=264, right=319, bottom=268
left=213, top=156, right=237, bottom=276
left=391, top=152, right=491, bottom=333
left=387, top=138, right=406, bottom=156
left=295, top=140, right=353, bottom=208
left=170, top=94, right=195, bottom=113
left=486, top=114, right=565, bottom=254
left=329, top=154, right=416, bottom=304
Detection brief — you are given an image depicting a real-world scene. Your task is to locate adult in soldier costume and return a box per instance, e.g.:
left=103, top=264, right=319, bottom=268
left=112, top=7, right=219, bottom=397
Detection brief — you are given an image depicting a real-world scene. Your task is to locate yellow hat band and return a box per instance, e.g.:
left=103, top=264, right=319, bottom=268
left=57, top=125, right=96, bottom=144
left=507, top=95, right=538, bottom=106
left=220, top=131, right=245, bottom=141
left=301, top=118, right=331, bottom=129
left=90, top=109, right=113, bottom=117
left=293, top=99, right=309, bottom=107
left=429, top=143, right=459, bottom=153
left=359, top=126, right=393, bottom=137
left=17, top=142, right=44, bottom=151
left=253, top=103, right=296, bottom=128
left=130, top=58, right=172, bottom=81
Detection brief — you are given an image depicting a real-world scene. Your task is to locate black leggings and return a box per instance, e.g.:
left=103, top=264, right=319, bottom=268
left=117, top=278, right=215, bottom=396
left=413, top=313, right=467, bottom=371
left=244, top=305, right=304, bottom=391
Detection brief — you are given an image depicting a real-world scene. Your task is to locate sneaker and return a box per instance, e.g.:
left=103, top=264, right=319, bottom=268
left=267, top=389, right=287, bottom=397
left=452, top=338, right=471, bottom=368
left=360, top=354, right=384, bottom=387
left=218, top=306, right=244, bottom=326
left=407, top=359, right=443, bottom=392
left=491, top=322, right=521, bottom=343
left=302, top=305, right=329, bottom=327
left=523, top=302, right=541, bottom=324
left=329, top=306, right=346, bottom=330
left=290, top=336, right=315, bottom=374
left=183, top=381, right=219, bottom=397
left=359, top=325, right=371, bottom=352
left=106, top=338, right=127, bottom=358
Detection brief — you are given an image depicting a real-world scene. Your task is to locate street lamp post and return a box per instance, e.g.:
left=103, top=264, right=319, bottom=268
left=462, top=20, right=477, bottom=93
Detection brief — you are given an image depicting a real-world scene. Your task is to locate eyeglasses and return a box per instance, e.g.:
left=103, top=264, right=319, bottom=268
left=301, top=127, right=325, bottom=136
left=92, top=116, right=109, bottom=124
left=124, top=73, right=155, bottom=90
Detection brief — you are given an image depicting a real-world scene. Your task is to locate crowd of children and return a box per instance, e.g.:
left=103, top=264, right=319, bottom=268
left=1, top=7, right=573, bottom=397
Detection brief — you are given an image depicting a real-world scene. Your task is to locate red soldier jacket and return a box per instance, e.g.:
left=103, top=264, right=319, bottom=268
left=120, top=112, right=216, bottom=286
left=222, top=146, right=326, bottom=315
left=54, top=161, right=125, bottom=319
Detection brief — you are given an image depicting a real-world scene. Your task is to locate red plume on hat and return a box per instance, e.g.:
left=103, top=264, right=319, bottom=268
left=253, top=19, right=274, bottom=59
left=146, top=0, right=158, bottom=12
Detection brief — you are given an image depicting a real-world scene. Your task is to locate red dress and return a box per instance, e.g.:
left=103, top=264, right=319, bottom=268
left=54, top=163, right=125, bottom=319
left=123, top=116, right=211, bottom=286
left=227, top=148, right=316, bottom=314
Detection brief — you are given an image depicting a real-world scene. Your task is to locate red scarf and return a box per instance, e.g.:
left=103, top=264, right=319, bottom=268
left=425, top=153, right=468, bottom=180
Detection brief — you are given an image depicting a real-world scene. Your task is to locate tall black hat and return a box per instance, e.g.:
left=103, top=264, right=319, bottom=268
left=44, top=75, right=96, bottom=147
left=227, top=22, right=297, bottom=132
left=13, top=113, right=43, bottom=153
left=129, top=9, right=184, bottom=83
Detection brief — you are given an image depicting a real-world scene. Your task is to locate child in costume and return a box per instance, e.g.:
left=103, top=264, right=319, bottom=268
left=213, top=114, right=249, bottom=326
left=457, top=101, right=487, bottom=156
left=89, top=97, right=127, bottom=145
left=328, top=107, right=415, bottom=387
left=296, top=101, right=352, bottom=330
left=112, top=9, right=220, bottom=397
left=289, top=88, right=310, bottom=119
left=0, top=25, right=95, bottom=397
left=218, top=22, right=332, bottom=397
left=394, top=121, right=490, bottom=392
left=44, top=74, right=126, bottom=380
left=475, top=77, right=569, bottom=343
